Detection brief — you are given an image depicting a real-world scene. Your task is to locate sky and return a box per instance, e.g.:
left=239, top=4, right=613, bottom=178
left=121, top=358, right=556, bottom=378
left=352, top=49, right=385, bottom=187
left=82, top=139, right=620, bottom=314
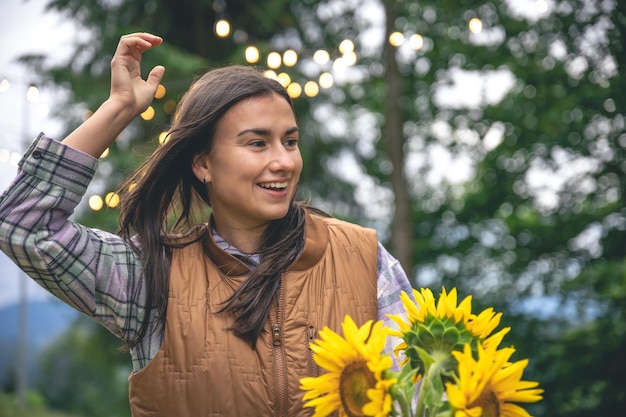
left=0, top=0, right=77, bottom=308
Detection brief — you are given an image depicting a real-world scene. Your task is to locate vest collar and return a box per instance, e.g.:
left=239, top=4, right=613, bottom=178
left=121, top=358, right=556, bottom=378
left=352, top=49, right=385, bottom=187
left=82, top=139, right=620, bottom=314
left=174, top=211, right=329, bottom=277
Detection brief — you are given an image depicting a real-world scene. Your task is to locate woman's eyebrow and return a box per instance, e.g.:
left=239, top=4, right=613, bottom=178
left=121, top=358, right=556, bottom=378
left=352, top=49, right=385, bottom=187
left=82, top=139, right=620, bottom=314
left=237, top=126, right=299, bottom=137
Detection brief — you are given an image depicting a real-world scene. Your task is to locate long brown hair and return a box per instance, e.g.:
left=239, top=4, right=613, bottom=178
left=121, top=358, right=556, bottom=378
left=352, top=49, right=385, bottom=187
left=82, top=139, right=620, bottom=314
left=117, top=65, right=308, bottom=348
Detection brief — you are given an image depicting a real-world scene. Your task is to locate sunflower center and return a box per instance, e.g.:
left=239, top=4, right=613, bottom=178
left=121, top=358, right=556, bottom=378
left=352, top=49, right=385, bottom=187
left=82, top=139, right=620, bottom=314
left=469, top=389, right=501, bottom=417
left=339, top=360, right=376, bottom=417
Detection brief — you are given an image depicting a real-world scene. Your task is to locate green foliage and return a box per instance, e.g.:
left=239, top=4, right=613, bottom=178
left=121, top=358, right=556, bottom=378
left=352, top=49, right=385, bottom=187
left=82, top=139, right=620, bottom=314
left=0, top=391, right=84, bottom=417
left=35, top=317, right=132, bottom=417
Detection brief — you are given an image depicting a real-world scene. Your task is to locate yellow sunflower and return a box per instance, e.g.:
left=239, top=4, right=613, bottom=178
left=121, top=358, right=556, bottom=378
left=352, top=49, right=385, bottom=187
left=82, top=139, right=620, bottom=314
left=299, top=316, right=395, bottom=417
left=407, top=287, right=473, bottom=324
left=446, top=343, right=544, bottom=417
left=388, top=287, right=501, bottom=340
left=386, top=287, right=470, bottom=347
left=387, top=287, right=503, bottom=376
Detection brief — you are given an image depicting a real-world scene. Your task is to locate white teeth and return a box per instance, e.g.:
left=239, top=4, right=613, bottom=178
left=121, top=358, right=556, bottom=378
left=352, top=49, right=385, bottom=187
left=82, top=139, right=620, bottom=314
left=260, top=182, right=288, bottom=189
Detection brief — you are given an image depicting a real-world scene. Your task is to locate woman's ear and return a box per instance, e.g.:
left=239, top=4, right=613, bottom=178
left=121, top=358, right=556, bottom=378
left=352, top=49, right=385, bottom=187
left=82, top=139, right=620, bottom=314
left=192, top=154, right=211, bottom=184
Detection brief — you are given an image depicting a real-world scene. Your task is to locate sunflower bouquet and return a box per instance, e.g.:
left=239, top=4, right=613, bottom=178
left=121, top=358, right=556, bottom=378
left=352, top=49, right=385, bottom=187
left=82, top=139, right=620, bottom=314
left=299, top=287, right=544, bottom=417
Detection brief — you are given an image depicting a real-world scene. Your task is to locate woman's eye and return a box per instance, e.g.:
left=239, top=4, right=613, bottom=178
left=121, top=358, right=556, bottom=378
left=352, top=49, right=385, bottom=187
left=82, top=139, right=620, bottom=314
left=285, top=138, right=299, bottom=147
left=250, top=140, right=265, bottom=147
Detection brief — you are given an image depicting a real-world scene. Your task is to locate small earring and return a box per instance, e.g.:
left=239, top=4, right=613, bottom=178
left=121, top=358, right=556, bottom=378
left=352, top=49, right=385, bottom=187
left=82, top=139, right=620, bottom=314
left=203, top=176, right=206, bottom=185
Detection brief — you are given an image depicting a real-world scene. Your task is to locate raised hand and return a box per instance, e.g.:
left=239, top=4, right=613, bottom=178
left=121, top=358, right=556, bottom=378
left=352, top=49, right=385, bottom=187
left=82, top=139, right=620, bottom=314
left=110, top=33, right=165, bottom=117
left=62, top=32, right=165, bottom=158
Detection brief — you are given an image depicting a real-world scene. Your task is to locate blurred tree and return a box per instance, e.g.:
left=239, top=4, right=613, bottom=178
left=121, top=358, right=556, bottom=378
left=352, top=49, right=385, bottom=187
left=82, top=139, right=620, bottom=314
left=36, top=317, right=131, bottom=417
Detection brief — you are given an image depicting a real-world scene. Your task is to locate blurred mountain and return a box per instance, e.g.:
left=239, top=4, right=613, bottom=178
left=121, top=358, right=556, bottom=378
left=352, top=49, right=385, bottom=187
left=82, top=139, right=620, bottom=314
left=0, top=299, right=78, bottom=388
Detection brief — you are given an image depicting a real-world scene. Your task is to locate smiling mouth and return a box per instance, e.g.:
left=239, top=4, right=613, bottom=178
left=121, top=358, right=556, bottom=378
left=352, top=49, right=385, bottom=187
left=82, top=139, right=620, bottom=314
left=258, top=181, right=289, bottom=191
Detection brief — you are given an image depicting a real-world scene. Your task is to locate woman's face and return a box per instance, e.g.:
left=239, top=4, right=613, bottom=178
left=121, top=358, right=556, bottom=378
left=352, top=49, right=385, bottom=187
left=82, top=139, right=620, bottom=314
left=194, top=93, right=302, bottom=231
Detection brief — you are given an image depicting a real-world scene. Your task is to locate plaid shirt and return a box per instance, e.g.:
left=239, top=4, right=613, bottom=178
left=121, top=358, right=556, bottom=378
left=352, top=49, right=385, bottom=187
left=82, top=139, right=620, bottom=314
left=0, top=134, right=414, bottom=371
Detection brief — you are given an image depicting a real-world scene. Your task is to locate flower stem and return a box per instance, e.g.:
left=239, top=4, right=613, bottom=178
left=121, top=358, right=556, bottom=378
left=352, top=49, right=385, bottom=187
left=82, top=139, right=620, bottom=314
left=396, top=387, right=415, bottom=417
left=415, top=379, right=426, bottom=417
left=415, top=360, right=445, bottom=417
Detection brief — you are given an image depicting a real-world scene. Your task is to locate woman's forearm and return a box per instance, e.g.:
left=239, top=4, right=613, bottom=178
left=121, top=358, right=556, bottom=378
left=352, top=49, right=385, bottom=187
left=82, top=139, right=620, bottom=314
left=61, top=98, right=137, bottom=158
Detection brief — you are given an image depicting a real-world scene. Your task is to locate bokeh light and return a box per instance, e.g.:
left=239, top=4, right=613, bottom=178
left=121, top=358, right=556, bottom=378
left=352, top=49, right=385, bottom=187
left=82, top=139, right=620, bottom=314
left=105, top=192, right=120, bottom=208
left=158, top=131, right=170, bottom=144
left=276, top=72, right=291, bottom=88
left=88, top=195, right=104, bottom=211
left=283, top=49, right=298, bottom=67
left=409, top=34, right=424, bottom=50
left=245, top=45, right=260, bottom=63
left=304, top=81, right=319, bottom=97
left=215, top=19, right=231, bottom=37
left=140, top=106, right=155, bottom=121
left=389, top=32, right=405, bottom=47
left=313, top=50, right=330, bottom=65
left=338, top=39, right=354, bottom=54
left=469, top=18, right=483, bottom=33
left=287, top=82, right=302, bottom=98
left=26, top=85, right=39, bottom=102
left=267, top=52, right=282, bottom=69
left=319, top=72, right=334, bottom=89
left=154, top=84, right=166, bottom=99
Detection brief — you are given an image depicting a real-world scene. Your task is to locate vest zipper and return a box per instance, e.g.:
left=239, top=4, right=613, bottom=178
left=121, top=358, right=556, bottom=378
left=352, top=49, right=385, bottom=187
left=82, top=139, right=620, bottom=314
left=306, top=325, right=320, bottom=377
left=271, top=277, right=288, bottom=417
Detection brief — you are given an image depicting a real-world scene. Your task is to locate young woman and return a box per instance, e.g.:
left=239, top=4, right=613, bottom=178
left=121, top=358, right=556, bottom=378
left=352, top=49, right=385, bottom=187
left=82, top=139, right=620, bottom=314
left=0, top=33, right=413, bottom=416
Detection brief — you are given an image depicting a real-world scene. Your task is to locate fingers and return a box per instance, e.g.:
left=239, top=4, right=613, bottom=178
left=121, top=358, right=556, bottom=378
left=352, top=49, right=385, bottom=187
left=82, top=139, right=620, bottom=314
left=112, top=33, right=163, bottom=64
left=119, top=32, right=163, bottom=52
left=146, top=65, right=166, bottom=90
left=109, top=33, right=165, bottom=112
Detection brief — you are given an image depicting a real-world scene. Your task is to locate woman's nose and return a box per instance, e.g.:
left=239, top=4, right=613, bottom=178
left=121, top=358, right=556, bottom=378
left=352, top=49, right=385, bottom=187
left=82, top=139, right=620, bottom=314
left=269, top=144, right=296, bottom=171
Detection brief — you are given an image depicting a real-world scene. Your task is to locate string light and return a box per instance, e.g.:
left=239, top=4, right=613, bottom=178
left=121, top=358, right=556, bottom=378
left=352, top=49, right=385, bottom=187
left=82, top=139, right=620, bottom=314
left=215, top=19, right=231, bottom=38
left=318, top=72, right=334, bottom=89
left=389, top=32, right=405, bottom=47
left=332, top=57, right=348, bottom=72
left=304, top=81, right=319, bottom=97
left=158, top=131, right=170, bottom=144
left=105, top=192, right=120, bottom=208
left=283, top=49, right=298, bottom=67
left=277, top=72, right=291, bottom=87
left=140, top=106, right=155, bottom=121
left=286, top=82, right=302, bottom=98
left=409, top=34, right=424, bottom=50
left=342, top=51, right=357, bottom=66
left=0, top=76, right=52, bottom=155
left=154, top=84, right=166, bottom=99
left=313, top=50, right=330, bottom=65
left=469, top=18, right=483, bottom=33
left=263, top=70, right=278, bottom=80
left=26, top=85, right=39, bottom=103
left=267, top=52, right=282, bottom=69
left=338, top=39, right=354, bottom=54
left=88, top=195, right=104, bottom=211
left=245, top=45, right=260, bottom=63
left=0, top=148, right=21, bottom=166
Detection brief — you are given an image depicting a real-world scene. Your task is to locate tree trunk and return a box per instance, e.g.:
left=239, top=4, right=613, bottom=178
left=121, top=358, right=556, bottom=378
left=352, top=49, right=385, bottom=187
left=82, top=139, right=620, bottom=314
left=382, top=0, right=413, bottom=275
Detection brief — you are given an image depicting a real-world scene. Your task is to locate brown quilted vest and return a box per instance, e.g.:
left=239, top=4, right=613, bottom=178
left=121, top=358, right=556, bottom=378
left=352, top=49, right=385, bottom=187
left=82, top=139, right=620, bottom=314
left=128, top=212, right=378, bottom=417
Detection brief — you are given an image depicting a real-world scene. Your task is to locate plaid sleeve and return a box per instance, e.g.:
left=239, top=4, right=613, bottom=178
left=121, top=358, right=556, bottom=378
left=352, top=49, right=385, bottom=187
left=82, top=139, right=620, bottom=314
left=0, top=133, right=148, bottom=344
left=376, top=242, right=415, bottom=367
left=376, top=241, right=414, bottom=319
